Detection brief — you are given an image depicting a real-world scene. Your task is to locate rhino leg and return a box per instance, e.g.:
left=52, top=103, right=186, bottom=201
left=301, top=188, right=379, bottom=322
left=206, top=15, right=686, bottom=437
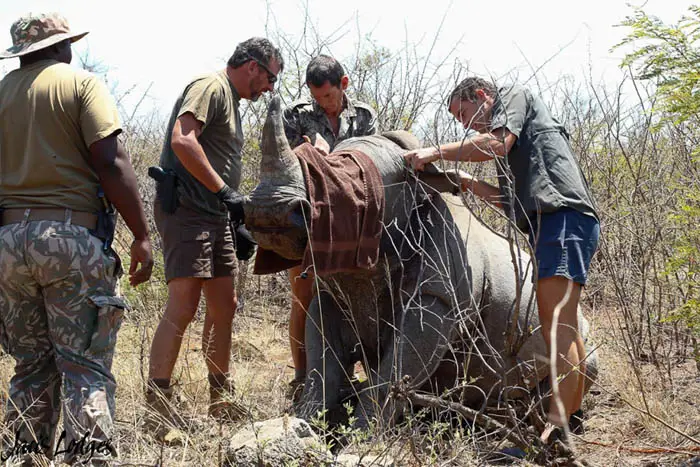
left=578, top=315, right=599, bottom=397
left=355, top=293, right=455, bottom=429
left=296, top=291, right=358, bottom=424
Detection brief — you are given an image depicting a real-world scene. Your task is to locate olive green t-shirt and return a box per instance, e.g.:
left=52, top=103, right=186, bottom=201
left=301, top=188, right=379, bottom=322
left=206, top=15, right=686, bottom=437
left=490, top=84, right=598, bottom=232
left=0, top=60, right=121, bottom=213
left=159, top=70, right=243, bottom=218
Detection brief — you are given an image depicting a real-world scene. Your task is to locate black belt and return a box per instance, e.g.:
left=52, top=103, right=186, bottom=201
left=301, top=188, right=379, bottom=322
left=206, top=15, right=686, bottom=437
left=0, top=208, right=98, bottom=230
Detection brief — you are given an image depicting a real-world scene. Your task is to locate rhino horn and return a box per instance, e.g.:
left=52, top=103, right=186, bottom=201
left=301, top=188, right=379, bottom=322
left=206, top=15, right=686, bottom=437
left=260, top=95, right=297, bottom=180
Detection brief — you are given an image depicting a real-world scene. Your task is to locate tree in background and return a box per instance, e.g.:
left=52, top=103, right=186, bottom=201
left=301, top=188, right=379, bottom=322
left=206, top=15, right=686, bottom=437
left=614, top=5, right=700, bottom=368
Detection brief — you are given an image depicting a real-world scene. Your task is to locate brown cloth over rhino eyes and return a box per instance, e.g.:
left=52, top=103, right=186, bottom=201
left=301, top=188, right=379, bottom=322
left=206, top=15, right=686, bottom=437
left=253, top=142, right=384, bottom=276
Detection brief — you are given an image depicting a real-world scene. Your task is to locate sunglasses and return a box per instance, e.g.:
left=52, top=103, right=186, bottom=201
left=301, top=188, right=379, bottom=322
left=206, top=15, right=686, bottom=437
left=249, top=57, right=277, bottom=85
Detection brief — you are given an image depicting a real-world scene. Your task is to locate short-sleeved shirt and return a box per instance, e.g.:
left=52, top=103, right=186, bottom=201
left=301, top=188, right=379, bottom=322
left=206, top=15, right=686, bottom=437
left=0, top=60, right=121, bottom=213
left=159, top=70, right=243, bottom=218
left=283, top=94, right=378, bottom=151
left=488, top=84, right=598, bottom=232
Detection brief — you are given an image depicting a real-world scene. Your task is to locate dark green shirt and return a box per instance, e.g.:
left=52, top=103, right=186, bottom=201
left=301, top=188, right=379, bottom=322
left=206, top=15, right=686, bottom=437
left=283, top=94, right=378, bottom=151
left=160, top=70, right=243, bottom=217
left=489, top=84, right=598, bottom=232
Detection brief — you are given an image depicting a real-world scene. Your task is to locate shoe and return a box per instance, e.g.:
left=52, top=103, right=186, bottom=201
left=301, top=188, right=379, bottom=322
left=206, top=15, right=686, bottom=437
left=540, top=423, right=573, bottom=458
left=144, top=386, right=189, bottom=445
left=499, top=446, right=528, bottom=460
left=286, top=376, right=305, bottom=404
left=568, top=409, right=585, bottom=435
left=209, top=377, right=249, bottom=422
left=541, top=423, right=566, bottom=443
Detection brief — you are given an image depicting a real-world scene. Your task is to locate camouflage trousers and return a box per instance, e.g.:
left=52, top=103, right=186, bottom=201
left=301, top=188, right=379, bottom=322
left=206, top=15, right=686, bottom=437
left=0, top=220, right=125, bottom=465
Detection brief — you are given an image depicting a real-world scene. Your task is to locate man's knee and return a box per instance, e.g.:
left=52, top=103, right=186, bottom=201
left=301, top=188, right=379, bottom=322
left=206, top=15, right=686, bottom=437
left=290, top=278, right=314, bottom=312
left=163, top=277, right=203, bottom=327
left=537, top=277, right=582, bottom=313
left=202, top=276, right=237, bottom=319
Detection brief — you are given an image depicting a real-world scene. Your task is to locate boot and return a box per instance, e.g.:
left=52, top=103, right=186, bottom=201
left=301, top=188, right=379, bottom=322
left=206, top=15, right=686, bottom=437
left=208, top=374, right=249, bottom=422
left=286, top=376, right=305, bottom=404
left=568, top=409, right=585, bottom=435
left=144, top=385, right=189, bottom=445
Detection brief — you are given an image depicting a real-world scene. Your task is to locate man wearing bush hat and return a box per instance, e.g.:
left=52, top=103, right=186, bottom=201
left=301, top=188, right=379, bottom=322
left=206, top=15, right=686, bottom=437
left=0, top=13, right=88, bottom=59
left=0, top=12, right=153, bottom=465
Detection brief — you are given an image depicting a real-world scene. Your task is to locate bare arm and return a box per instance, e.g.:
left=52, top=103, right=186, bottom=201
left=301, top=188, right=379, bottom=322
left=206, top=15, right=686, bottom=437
left=170, top=112, right=245, bottom=223
left=459, top=173, right=503, bottom=208
left=88, top=134, right=153, bottom=286
left=404, top=128, right=518, bottom=169
left=170, top=112, right=225, bottom=193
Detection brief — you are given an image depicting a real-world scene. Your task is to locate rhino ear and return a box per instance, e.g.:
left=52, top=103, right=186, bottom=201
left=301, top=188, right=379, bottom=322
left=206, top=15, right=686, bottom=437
left=260, top=95, right=297, bottom=178
left=382, top=130, right=421, bottom=150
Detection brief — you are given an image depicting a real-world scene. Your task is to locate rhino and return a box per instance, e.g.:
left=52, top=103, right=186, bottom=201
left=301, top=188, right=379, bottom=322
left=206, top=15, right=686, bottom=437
left=245, top=96, right=598, bottom=429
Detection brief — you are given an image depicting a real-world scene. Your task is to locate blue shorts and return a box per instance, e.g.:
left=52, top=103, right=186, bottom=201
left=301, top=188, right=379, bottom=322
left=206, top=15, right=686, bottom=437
left=528, top=208, right=600, bottom=285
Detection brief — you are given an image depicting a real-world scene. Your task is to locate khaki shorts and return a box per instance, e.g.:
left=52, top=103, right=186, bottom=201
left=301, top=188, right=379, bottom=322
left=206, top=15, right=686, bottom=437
left=154, top=200, right=236, bottom=283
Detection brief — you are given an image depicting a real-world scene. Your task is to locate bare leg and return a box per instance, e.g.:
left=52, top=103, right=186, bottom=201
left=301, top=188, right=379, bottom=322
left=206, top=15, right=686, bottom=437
left=201, top=276, right=237, bottom=375
left=536, top=276, right=585, bottom=431
left=288, top=265, right=314, bottom=378
left=149, top=278, right=203, bottom=380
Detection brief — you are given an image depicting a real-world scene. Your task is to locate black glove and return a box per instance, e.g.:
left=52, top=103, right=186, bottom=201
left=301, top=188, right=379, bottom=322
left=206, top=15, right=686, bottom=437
left=216, top=184, right=245, bottom=226
left=234, top=224, right=257, bottom=261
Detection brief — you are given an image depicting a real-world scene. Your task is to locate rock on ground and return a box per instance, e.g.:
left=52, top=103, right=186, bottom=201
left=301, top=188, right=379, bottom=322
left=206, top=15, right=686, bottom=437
left=225, top=416, right=324, bottom=466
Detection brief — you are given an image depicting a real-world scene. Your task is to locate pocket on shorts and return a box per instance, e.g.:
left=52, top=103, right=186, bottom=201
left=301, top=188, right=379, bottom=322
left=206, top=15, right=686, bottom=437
left=86, top=295, right=128, bottom=356
left=179, top=227, right=213, bottom=273
left=180, top=227, right=211, bottom=242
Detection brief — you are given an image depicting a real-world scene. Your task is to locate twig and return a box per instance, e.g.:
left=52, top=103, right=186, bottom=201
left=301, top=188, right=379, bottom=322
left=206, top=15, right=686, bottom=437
left=579, top=439, right=700, bottom=455
left=394, top=378, right=542, bottom=453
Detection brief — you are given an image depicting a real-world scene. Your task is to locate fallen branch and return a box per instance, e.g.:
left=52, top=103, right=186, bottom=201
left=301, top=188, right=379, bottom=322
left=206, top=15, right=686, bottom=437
left=390, top=376, right=572, bottom=459
left=580, top=439, right=700, bottom=455
left=406, top=390, right=531, bottom=446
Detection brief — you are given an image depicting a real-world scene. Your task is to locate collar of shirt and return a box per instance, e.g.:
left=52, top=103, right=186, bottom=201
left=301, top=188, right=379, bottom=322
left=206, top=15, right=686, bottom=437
left=311, top=92, right=356, bottom=120
left=220, top=69, right=241, bottom=104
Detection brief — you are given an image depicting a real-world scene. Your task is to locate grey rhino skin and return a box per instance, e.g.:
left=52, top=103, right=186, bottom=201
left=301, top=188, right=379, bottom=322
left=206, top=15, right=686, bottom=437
left=245, top=96, right=598, bottom=429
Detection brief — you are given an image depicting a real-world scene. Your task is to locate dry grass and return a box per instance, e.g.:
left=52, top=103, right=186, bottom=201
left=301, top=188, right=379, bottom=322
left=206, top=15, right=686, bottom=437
left=573, top=307, right=700, bottom=467
left=1, top=267, right=699, bottom=466
left=106, top=269, right=295, bottom=466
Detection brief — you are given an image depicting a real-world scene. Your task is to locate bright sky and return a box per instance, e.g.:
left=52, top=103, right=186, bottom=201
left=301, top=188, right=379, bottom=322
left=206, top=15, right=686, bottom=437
left=0, top=0, right=695, bottom=120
